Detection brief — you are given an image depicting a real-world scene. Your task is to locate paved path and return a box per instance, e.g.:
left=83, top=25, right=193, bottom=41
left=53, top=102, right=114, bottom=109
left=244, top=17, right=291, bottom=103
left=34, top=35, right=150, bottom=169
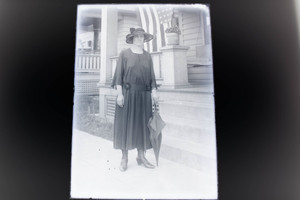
left=70, top=129, right=218, bottom=199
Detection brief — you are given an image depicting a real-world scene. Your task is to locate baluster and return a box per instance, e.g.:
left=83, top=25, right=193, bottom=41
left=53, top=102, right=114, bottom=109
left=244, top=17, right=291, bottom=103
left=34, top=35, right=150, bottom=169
left=93, top=56, right=96, bottom=70
left=82, top=56, right=84, bottom=70
left=90, top=56, right=92, bottom=70
left=91, top=55, right=94, bottom=70
left=75, top=55, right=78, bottom=70
left=87, top=56, right=89, bottom=70
left=89, top=56, right=91, bottom=70
left=94, top=55, right=96, bottom=70
left=82, top=55, right=85, bottom=70
left=86, top=55, right=89, bottom=70
left=82, top=56, right=85, bottom=70
left=78, top=55, right=82, bottom=71
left=159, top=54, right=162, bottom=78
left=90, top=56, right=93, bottom=70
left=92, top=56, right=94, bottom=70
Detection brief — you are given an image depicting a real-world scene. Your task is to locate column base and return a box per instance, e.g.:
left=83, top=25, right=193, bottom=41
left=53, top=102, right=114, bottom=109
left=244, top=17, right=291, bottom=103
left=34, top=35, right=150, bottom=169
left=160, top=45, right=190, bottom=90
left=97, top=81, right=113, bottom=88
left=98, top=85, right=117, bottom=118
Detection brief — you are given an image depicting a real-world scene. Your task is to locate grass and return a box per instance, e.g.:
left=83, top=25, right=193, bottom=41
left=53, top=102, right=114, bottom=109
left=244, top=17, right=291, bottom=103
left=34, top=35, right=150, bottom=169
left=73, top=95, right=113, bottom=141
left=74, top=113, right=114, bottom=141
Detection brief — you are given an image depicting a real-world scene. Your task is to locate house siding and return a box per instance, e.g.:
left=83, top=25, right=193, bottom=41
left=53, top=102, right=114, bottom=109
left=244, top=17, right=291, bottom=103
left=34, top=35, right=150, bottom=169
left=180, top=11, right=204, bottom=63
left=117, top=15, right=139, bottom=54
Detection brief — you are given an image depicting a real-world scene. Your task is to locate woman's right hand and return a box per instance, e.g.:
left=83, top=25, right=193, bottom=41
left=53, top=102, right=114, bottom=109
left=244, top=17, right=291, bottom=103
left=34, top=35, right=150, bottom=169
left=117, top=94, right=124, bottom=107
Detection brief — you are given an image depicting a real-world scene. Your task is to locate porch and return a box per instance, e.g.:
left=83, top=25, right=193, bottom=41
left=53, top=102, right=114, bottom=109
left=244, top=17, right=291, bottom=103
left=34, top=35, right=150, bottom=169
left=73, top=4, right=216, bottom=175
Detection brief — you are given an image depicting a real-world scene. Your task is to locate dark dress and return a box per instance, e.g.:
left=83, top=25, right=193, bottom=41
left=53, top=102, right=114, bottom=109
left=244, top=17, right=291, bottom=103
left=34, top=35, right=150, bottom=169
left=111, top=48, right=157, bottom=151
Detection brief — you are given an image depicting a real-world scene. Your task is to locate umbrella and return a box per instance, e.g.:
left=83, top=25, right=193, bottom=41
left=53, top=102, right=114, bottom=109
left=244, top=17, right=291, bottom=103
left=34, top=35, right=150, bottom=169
left=148, top=106, right=166, bottom=166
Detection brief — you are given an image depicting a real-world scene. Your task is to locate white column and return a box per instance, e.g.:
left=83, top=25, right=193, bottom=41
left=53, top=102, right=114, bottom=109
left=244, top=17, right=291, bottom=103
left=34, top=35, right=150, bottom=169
left=99, top=6, right=118, bottom=118
left=99, top=6, right=118, bottom=85
left=160, top=45, right=190, bottom=89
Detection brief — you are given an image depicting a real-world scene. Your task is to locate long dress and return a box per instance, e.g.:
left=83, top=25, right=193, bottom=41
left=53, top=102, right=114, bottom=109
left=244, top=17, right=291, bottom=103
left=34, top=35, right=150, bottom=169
left=111, top=48, right=157, bottom=151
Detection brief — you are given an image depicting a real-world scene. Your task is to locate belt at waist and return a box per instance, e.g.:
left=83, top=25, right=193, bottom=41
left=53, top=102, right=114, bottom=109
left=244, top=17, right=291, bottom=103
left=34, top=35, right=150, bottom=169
left=123, top=83, right=151, bottom=91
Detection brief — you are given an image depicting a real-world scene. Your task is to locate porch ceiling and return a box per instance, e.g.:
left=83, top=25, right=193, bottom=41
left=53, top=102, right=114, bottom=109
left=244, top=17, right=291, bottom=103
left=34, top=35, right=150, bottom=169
left=78, top=6, right=137, bottom=27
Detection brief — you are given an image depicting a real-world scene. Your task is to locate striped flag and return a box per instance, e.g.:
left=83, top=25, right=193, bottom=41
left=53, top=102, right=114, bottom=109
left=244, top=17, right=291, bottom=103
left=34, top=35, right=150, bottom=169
left=137, top=5, right=174, bottom=52
left=155, top=6, right=173, bottom=25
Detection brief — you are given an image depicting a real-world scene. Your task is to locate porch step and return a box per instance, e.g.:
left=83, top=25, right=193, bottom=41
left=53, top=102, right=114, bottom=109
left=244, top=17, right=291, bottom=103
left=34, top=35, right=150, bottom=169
left=157, top=89, right=214, bottom=104
left=160, top=114, right=215, bottom=144
left=158, top=134, right=217, bottom=173
left=161, top=134, right=216, bottom=158
left=159, top=100, right=215, bottom=121
left=155, top=99, right=217, bottom=172
left=188, top=65, right=214, bottom=86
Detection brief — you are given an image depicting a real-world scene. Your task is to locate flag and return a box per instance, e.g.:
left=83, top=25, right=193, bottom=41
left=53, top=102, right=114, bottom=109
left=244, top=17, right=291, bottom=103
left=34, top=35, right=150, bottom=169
left=137, top=5, right=174, bottom=52
left=155, top=6, right=173, bottom=25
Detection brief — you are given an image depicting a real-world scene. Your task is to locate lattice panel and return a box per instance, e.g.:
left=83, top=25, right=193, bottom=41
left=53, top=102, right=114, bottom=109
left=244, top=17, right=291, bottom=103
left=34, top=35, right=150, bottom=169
left=106, top=95, right=117, bottom=118
left=75, top=79, right=99, bottom=95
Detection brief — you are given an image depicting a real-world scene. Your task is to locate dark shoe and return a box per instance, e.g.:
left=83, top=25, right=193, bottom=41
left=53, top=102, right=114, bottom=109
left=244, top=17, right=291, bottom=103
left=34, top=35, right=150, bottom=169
left=136, top=157, right=155, bottom=169
left=119, top=158, right=128, bottom=172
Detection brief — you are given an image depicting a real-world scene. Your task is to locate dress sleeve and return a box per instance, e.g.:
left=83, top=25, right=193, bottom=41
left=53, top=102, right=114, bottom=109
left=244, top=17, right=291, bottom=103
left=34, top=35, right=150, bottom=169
left=150, top=56, right=158, bottom=90
left=111, top=51, right=125, bottom=89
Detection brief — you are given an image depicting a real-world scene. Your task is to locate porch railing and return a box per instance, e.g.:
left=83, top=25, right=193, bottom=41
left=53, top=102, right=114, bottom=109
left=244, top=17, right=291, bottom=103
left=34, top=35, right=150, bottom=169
left=110, top=51, right=163, bottom=82
left=75, top=51, right=100, bottom=95
left=75, top=52, right=101, bottom=73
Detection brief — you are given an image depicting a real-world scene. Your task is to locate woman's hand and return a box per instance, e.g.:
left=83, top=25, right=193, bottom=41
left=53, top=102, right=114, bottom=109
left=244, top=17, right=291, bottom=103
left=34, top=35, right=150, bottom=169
left=117, top=94, right=124, bottom=107
left=152, top=90, right=159, bottom=105
left=116, top=85, right=124, bottom=107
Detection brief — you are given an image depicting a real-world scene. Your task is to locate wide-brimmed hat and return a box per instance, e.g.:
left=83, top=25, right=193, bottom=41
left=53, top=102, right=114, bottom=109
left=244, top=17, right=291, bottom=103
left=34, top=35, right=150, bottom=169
left=126, top=28, right=154, bottom=44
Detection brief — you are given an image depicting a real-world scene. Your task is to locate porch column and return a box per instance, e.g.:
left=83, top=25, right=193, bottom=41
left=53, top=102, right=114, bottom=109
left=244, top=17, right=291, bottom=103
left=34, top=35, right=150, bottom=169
left=93, top=18, right=101, bottom=51
left=99, top=6, right=118, bottom=86
left=160, top=45, right=190, bottom=89
left=99, top=6, right=118, bottom=118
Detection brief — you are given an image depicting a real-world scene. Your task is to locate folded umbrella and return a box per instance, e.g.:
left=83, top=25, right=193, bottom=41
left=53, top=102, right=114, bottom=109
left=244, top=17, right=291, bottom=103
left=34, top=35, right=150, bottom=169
left=148, top=106, right=166, bottom=166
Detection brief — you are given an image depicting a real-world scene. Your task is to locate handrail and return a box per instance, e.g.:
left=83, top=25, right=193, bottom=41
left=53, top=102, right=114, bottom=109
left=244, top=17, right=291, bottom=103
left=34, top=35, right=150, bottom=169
left=75, top=53, right=101, bottom=72
left=109, top=52, right=163, bottom=80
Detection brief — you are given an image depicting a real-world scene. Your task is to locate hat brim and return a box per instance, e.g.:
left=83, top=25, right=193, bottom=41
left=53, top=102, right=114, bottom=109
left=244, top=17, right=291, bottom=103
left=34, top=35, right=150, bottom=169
left=126, top=33, right=154, bottom=44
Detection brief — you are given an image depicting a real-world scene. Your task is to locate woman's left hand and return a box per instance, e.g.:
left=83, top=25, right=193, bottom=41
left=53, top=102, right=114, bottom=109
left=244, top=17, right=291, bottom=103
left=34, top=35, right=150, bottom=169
left=152, top=90, right=159, bottom=104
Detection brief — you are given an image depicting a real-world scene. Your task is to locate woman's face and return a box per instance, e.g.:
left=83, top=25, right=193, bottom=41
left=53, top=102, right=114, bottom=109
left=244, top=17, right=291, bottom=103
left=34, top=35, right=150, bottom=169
left=133, top=34, right=145, bottom=46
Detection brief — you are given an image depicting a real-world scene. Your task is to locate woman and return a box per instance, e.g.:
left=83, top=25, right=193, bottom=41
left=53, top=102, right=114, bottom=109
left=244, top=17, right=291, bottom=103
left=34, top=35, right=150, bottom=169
left=111, top=28, right=159, bottom=172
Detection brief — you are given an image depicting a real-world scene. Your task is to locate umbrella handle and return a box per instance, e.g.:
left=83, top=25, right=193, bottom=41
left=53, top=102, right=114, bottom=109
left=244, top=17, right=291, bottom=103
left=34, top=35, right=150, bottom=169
left=152, top=102, right=159, bottom=112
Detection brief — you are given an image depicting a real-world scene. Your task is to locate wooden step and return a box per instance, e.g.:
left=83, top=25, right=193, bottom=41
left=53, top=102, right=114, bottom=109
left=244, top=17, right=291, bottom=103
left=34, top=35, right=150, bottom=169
left=160, top=114, right=215, bottom=144
left=157, top=134, right=217, bottom=173
left=155, top=108, right=217, bottom=173
left=159, top=100, right=215, bottom=121
left=161, top=134, right=216, bottom=158
left=157, top=89, right=214, bottom=103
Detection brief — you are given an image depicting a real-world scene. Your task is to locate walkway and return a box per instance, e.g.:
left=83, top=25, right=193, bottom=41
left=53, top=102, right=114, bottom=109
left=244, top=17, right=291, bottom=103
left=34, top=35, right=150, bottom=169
left=70, top=129, right=218, bottom=199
